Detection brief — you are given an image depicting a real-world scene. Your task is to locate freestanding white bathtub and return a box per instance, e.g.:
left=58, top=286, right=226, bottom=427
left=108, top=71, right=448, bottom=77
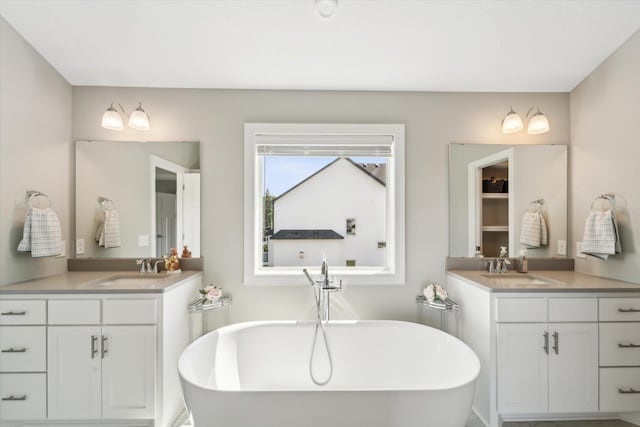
left=178, top=320, right=480, bottom=427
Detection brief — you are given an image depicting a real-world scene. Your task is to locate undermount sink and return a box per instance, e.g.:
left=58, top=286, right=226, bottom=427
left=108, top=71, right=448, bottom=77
left=92, top=274, right=166, bottom=286
left=480, top=273, right=560, bottom=286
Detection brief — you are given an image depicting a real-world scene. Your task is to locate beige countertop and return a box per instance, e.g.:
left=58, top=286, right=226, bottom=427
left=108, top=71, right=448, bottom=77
left=448, top=270, right=640, bottom=293
left=0, top=270, right=203, bottom=294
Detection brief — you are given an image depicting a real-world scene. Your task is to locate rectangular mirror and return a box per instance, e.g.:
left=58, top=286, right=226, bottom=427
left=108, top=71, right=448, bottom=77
left=75, top=140, right=200, bottom=258
left=449, top=143, right=567, bottom=258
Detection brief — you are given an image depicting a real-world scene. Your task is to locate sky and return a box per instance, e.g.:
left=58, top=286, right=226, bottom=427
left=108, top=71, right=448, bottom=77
left=264, top=156, right=386, bottom=196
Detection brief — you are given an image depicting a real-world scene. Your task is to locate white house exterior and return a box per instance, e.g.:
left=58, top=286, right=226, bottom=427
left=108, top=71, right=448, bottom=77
left=269, top=158, right=386, bottom=267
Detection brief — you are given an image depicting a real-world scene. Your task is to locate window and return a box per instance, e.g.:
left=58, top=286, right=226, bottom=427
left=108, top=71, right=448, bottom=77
left=244, top=123, right=405, bottom=286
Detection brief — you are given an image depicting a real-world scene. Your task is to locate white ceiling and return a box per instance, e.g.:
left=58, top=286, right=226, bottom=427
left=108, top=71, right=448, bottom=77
left=1, top=0, right=639, bottom=92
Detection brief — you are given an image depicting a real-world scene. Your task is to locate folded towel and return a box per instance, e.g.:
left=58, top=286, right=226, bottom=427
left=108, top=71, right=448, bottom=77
left=95, top=209, right=121, bottom=248
left=17, top=208, right=62, bottom=257
left=581, top=209, right=621, bottom=260
left=520, top=211, right=548, bottom=248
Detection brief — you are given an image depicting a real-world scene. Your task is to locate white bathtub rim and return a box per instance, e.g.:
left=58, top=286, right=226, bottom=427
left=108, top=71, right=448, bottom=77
left=178, top=319, right=480, bottom=393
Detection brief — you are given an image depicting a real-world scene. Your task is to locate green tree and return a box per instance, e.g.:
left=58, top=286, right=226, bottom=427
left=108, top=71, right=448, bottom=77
left=263, top=189, right=275, bottom=238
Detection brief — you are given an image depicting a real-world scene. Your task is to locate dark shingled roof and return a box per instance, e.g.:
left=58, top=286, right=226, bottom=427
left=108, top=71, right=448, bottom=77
left=270, top=229, right=344, bottom=240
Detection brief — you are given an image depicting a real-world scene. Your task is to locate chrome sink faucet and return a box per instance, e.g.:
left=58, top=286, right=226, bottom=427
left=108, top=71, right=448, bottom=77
left=136, top=259, right=150, bottom=273
left=136, top=259, right=163, bottom=274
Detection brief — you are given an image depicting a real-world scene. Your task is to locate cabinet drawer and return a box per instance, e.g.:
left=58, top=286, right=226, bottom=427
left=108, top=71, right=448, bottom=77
left=0, top=373, right=46, bottom=420
left=496, top=298, right=547, bottom=322
left=549, top=298, right=597, bottom=322
left=600, top=298, right=640, bottom=322
left=600, top=367, right=640, bottom=412
left=103, top=299, right=157, bottom=324
left=0, top=326, right=46, bottom=372
left=0, top=300, right=46, bottom=325
left=599, top=323, right=640, bottom=367
left=48, top=300, right=100, bottom=324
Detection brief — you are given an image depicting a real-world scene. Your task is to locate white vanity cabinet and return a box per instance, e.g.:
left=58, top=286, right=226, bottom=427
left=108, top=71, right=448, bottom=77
left=496, top=298, right=599, bottom=414
left=0, top=272, right=201, bottom=427
left=0, top=300, right=47, bottom=421
left=446, top=271, right=640, bottom=427
left=47, top=300, right=156, bottom=420
left=598, top=297, right=640, bottom=413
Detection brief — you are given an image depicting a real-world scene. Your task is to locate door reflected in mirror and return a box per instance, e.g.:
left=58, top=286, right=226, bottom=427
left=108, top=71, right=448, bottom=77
left=75, top=140, right=200, bottom=258
left=448, top=143, right=567, bottom=258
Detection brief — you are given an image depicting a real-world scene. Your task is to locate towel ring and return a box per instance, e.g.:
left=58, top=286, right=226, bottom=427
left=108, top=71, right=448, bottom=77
left=26, top=191, right=51, bottom=209
left=527, top=199, right=544, bottom=213
left=591, top=193, right=615, bottom=211
left=98, top=197, right=116, bottom=212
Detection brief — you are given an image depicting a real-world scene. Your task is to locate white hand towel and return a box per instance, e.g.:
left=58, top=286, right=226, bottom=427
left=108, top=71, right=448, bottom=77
left=582, top=209, right=621, bottom=260
left=17, top=210, right=33, bottom=252
left=17, top=208, right=62, bottom=257
left=103, top=210, right=121, bottom=248
left=95, top=222, right=105, bottom=246
left=520, top=211, right=547, bottom=248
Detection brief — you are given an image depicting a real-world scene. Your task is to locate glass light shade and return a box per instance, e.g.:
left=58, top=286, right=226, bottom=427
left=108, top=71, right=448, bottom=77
left=128, top=103, right=150, bottom=131
left=527, top=111, right=550, bottom=134
left=101, top=105, right=123, bottom=131
left=316, top=0, right=338, bottom=18
left=502, top=109, right=523, bottom=134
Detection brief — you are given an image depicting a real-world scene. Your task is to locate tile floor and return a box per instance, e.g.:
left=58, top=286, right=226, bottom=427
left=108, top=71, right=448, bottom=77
left=466, top=412, right=637, bottom=427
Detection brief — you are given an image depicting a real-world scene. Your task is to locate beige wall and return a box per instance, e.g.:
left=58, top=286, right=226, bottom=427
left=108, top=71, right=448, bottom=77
left=0, top=18, right=72, bottom=285
left=72, top=88, right=569, bottom=321
left=570, top=29, right=640, bottom=284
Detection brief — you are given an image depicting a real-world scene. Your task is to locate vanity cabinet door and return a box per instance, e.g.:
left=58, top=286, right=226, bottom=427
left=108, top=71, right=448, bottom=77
left=548, top=323, right=598, bottom=413
left=497, top=323, right=549, bottom=414
left=101, top=325, right=156, bottom=419
left=48, top=326, right=102, bottom=419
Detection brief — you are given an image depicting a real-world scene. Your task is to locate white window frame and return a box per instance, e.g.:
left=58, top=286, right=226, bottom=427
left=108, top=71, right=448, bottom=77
left=244, top=123, right=405, bottom=286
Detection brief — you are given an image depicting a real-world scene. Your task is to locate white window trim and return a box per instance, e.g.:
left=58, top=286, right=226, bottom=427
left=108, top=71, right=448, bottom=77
left=244, top=123, right=405, bottom=286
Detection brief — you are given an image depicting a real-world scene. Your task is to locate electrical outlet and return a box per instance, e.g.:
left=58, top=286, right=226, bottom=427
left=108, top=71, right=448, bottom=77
left=576, top=242, right=586, bottom=259
left=557, top=240, right=567, bottom=256
left=75, top=238, right=85, bottom=255
left=138, top=234, right=149, bottom=247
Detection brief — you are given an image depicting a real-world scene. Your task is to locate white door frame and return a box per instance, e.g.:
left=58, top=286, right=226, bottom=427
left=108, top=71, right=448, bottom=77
left=150, top=155, right=187, bottom=257
left=467, top=148, right=514, bottom=257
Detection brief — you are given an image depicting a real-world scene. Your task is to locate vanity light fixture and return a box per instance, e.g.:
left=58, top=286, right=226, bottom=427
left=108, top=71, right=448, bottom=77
left=128, top=103, right=150, bottom=131
left=501, top=107, right=523, bottom=134
left=101, top=103, right=124, bottom=131
left=101, top=102, right=150, bottom=131
left=316, top=0, right=338, bottom=18
left=526, top=107, right=550, bottom=135
left=501, top=106, right=549, bottom=135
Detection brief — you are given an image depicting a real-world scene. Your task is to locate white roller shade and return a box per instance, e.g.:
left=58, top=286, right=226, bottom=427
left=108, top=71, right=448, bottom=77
left=256, top=134, right=394, bottom=157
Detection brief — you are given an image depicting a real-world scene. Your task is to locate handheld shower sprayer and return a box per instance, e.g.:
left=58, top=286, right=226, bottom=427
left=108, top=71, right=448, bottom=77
left=303, top=269, right=316, bottom=286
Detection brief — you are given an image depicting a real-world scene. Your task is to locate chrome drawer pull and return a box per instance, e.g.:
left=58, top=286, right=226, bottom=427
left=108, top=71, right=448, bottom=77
left=1, top=347, right=27, bottom=353
left=2, top=395, right=27, bottom=401
left=618, top=308, right=640, bottom=313
left=618, top=343, right=640, bottom=348
left=552, top=331, right=559, bottom=355
left=91, top=335, right=98, bottom=359
left=618, top=388, right=640, bottom=394
left=101, top=335, right=108, bottom=358
left=0, top=311, right=26, bottom=316
left=543, top=331, right=549, bottom=354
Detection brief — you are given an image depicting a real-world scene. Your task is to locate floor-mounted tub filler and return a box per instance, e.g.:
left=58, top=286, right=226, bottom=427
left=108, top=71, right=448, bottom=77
left=178, top=320, right=480, bottom=427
